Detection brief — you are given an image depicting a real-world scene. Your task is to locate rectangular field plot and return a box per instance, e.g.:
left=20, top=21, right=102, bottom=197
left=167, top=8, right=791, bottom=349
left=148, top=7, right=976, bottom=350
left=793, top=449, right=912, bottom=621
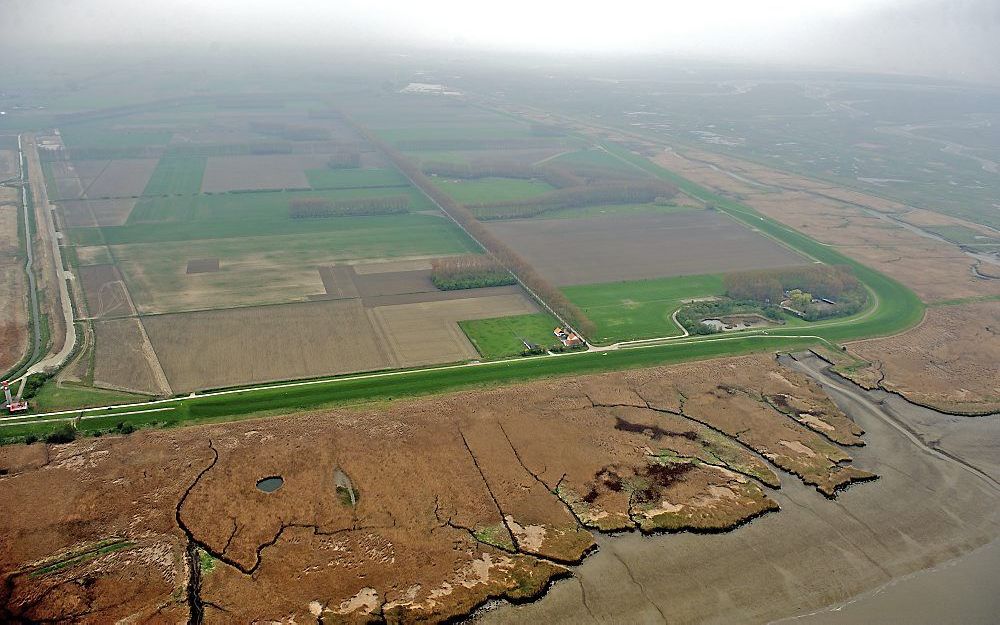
left=486, top=211, right=809, bottom=286
left=141, top=156, right=206, bottom=196
left=59, top=199, right=138, bottom=227
left=432, top=177, right=555, bottom=204
left=84, top=159, right=159, bottom=198
left=110, top=224, right=476, bottom=313
left=142, top=300, right=393, bottom=392
left=459, top=313, right=563, bottom=359
left=305, top=168, right=408, bottom=190
left=563, top=274, right=727, bottom=344
left=77, top=264, right=135, bottom=318
left=201, top=154, right=332, bottom=192
left=368, top=294, right=539, bottom=368
left=92, top=318, right=166, bottom=395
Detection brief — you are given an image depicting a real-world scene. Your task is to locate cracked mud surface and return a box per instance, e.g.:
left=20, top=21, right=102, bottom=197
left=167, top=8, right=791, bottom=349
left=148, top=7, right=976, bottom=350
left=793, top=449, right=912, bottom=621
left=0, top=354, right=873, bottom=623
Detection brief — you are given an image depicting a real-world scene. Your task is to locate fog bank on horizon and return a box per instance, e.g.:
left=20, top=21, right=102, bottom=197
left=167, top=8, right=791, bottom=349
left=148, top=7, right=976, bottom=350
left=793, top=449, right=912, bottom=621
left=2, top=0, right=999, bottom=83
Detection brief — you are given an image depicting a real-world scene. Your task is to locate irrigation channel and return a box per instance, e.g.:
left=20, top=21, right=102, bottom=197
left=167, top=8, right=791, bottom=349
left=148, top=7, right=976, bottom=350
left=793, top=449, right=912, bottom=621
left=0, top=139, right=924, bottom=438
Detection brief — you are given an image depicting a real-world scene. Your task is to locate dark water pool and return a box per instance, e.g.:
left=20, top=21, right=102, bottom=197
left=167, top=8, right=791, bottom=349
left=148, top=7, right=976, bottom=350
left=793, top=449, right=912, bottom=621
left=256, top=476, right=284, bottom=493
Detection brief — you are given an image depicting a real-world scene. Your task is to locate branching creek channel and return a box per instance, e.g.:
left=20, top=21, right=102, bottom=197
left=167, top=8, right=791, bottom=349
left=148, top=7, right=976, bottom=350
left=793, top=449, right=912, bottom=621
left=474, top=351, right=1000, bottom=625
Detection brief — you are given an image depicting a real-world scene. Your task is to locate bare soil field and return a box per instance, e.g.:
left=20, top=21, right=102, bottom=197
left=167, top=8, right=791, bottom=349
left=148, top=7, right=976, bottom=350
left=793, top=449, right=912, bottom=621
left=315, top=265, right=360, bottom=299
left=836, top=301, right=1000, bottom=414
left=0, top=204, right=18, bottom=253
left=0, top=263, right=28, bottom=374
left=652, top=148, right=1000, bottom=302
left=486, top=211, right=809, bottom=286
left=185, top=258, right=219, bottom=274
left=58, top=198, right=137, bottom=227
left=112, top=239, right=335, bottom=314
left=92, top=318, right=166, bottom=395
left=142, top=300, right=393, bottom=392
left=0, top=149, right=17, bottom=180
left=0, top=354, right=875, bottom=623
left=200, top=154, right=331, bottom=192
left=353, top=268, right=436, bottom=298
left=77, top=264, right=134, bottom=318
left=369, top=294, right=539, bottom=367
left=350, top=257, right=435, bottom=274
left=83, top=159, right=158, bottom=198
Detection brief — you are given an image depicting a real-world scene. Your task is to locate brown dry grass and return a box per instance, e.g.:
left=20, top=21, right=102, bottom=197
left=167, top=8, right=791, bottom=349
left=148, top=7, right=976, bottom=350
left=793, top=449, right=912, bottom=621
left=0, top=353, right=868, bottom=623
left=840, top=301, right=1000, bottom=414
left=486, top=211, right=809, bottom=286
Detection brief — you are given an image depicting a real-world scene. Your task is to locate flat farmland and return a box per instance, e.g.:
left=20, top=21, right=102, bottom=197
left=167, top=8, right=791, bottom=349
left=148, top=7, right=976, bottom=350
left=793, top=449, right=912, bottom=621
left=0, top=264, right=28, bottom=375
left=563, top=273, right=727, bottom=344
left=77, top=264, right=134, bottom=318
left=142, top=300, right=392, bottom=392
left=432, top=176, right=555, bottom=204
left=107, top=219, right=478, bottom=313
left=304, top=168, right=408, bottom=190
left=201, top=154, right=332, bottom=192
left=92, top=318, right=166, bottom=395
left=58, top=199, right=137, bottom=227
left=459, top=312, right=563, bottom=359
left=141, top=156, right=205, bottom=196
left=368, top=293, right=539, bottom=368
left=83, top=159, right=159, bottom=198
left=486, top=211, right=810, bottom=286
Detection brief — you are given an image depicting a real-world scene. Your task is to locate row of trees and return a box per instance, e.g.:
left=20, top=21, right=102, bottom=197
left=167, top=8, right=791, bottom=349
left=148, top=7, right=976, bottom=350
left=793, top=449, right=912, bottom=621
left=422, top=160, right=582, bottom=189
left=344, top=114, right=597, bottom=339
left=289, top=195, right=409, bottom=218
left=430, top=255, right=517, bottom=290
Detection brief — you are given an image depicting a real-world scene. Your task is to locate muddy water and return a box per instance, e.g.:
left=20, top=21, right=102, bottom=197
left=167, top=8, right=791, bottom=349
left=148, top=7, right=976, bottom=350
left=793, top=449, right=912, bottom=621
left=774, top=537, right=1000, bottom=625
left=477, top=353, right=1000, bottom=624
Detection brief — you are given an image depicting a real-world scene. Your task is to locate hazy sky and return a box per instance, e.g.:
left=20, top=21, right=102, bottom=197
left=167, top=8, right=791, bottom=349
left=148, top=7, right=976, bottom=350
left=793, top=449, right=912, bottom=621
left=3, top=0, right=999, bottom=82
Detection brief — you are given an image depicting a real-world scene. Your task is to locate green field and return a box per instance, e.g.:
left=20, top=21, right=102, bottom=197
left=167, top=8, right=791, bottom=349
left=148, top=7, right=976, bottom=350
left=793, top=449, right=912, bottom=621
left=305, top=168, right=409, bottom=189
left=433, top=176, right=555, bottom=203
left=564, top=274, right=726, bottom=344
left=70, top=188, right=442, bottom=245
left=549, top=147, right=641, bottom=173
left=60, top=125, right=172, bottom=149
left=459, top=313, right=563, bottom=359
left=30, top=382, right=148, bottom=412
left=141, top=156, right=206, bottom=196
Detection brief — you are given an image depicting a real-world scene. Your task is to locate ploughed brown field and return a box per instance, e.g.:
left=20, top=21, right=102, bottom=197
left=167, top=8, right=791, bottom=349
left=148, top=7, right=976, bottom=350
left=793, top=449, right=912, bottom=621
left=0, top=202, right=28, bottom=374
left=57, top=198, right=138, bottom=228
left=200, top=154, right=331, bottom=192
left=485, top=211, right=810, bottom=286
left=0, top=354, right=874, bottom=623
left=76, top=263, right=133, bottom=319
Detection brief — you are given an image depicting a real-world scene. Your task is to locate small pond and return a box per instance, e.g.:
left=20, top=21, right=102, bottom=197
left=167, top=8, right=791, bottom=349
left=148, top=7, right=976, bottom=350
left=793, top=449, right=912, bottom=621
left=256, top=476, right=284, bottom=493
